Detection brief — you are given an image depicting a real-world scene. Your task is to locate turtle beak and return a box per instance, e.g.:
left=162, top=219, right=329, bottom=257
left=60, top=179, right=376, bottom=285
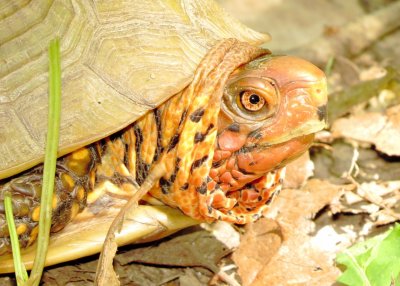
left=261, top=77, right=328, bottom=145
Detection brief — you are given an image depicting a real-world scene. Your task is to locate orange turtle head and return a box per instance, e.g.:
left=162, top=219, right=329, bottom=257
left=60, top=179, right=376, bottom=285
left=212, top=55, right=327, bottom=194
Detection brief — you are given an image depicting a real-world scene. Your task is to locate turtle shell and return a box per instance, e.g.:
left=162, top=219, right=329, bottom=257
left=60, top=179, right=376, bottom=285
left=0, top=0, right=269, bottom=180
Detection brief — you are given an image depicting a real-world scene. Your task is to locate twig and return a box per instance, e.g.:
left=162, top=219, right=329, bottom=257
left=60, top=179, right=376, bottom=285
left=346, top=176, right=400, bottom=221
left=94, top=163, right=166, bottom=285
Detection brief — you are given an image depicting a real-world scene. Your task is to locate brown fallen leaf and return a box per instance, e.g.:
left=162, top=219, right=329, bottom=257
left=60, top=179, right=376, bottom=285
left=179, top=268, right=213, bottom=286
left=284, top=152, right=314, bottom=189
left=119, top=264, right=212, bottom=286
left=232, top=219, right=282, bottom=286
left=42, top=256, right=213, bottom=286
left=255, top=180, right=346, bottom=285
left=233, top=179, right=345, bottom=285
left=332, top=104, right=400, bottom=156
left=311, top=140, right=400, bottom=183
left=202, top=221, right=240, bottom=250
left=336, top=180, right=400, bottom=226
left=115, top=229, right=231, bottom=273
left=42, top=262, right=97, bottom=286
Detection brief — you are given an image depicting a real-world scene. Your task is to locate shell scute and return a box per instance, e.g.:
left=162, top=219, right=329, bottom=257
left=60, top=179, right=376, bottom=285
left=0, top=0, right=268, bottom=179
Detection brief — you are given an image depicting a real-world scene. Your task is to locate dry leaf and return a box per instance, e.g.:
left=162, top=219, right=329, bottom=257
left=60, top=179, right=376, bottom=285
left=179, top=268, right=212, bottom=286
left=232, top=219, right=282, bottom=286
left=115, top=229, right=231, bottom=273
left=42, top=262, right=98, bottom=286
left=202, top=221, right=240, bottom=250
left=233, top=180, right=344, bottom=285
left=336, top=181, right=400, bottom=226
left=311, top=140, right=400, bottom=184
left=332, top=104, right=400, bottom=156
left=284, top=152, right=314, bottom=189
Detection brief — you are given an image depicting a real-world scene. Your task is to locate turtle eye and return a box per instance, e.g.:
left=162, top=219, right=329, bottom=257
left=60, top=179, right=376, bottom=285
left=239, top=91, right=266, bottom=112
left=223, top=77, right=279, bottom=123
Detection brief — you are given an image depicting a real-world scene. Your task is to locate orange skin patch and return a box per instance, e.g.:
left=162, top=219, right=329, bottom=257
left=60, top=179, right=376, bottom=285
left=144, top=45, right=327, bottom=223
left=237, top=134, right=314, bottom=174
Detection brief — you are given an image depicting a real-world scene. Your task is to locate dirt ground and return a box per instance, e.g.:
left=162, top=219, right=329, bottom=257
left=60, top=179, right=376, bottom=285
left=1, top=0, right=400, bottom=285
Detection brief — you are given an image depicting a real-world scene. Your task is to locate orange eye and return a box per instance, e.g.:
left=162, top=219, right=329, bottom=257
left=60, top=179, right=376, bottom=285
left=240, top=91, right=266, bottom=112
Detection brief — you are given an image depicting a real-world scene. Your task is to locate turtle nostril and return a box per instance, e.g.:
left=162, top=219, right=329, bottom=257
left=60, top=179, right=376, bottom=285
left=317, top=104, right=327, bottom=121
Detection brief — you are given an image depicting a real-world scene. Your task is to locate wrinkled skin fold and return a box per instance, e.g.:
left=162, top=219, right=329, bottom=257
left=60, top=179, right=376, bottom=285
left=0, top=39, right=327, bottom=254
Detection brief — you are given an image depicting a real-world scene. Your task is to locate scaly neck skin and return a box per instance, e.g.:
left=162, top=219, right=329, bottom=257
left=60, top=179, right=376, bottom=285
left=129, top=40, right=268, bottom=222
left=118, top=44, right=327, bottom=223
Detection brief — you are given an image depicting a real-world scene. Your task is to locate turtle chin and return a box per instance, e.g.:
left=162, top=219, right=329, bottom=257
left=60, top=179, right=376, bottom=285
left=210, top=133, right=314, bottom=193
left=236, top=133, right=315, bottom=176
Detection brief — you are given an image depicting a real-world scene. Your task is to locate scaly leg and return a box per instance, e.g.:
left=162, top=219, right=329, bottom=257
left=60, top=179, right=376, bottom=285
left=0, top=147, right=98, bottom=254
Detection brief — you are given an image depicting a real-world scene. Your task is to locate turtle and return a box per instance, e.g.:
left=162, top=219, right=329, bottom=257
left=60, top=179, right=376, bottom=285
left=0, top=0, right=327, bottom=272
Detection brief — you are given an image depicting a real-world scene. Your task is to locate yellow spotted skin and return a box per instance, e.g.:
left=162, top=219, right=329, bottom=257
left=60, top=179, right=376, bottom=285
left=136, top=40, right=273, bottom=222
left=0, top=39, right=327, bottom=254
left=0, top=147, right=96, bottom=254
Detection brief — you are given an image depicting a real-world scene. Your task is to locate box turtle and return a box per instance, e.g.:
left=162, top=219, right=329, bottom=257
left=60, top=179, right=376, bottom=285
left=0, top=0, right=327, bottom=271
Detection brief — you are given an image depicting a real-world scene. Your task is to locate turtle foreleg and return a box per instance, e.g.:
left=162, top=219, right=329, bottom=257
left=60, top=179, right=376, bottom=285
left=0, top=147, right=98, bottom=254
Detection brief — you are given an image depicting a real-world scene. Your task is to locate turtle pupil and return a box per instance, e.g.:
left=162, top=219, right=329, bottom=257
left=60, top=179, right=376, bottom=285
left=249, top=94, right=260, bottom=104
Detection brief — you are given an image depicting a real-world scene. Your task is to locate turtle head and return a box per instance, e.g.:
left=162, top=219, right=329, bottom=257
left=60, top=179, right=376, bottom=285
left=212, top=55, right=327, bottom=191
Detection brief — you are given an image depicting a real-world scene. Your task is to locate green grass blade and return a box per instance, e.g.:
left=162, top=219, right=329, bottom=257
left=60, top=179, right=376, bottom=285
left=324, top=56, right=335, bottom=76
left=4, top=193, right=28, bottom=285
left=27, top=38, right=62, bottom=285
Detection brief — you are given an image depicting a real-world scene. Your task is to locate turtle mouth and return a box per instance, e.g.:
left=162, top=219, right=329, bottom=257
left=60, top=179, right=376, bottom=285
left=252, top=118, right=326, bottom=148
left=208, top=137, right=310, bottom=206
left=210, top=118, right=322, bottom=192
left=233, top=131, right=315, bottom=177
left=230, top=117, right=324, bottom=161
